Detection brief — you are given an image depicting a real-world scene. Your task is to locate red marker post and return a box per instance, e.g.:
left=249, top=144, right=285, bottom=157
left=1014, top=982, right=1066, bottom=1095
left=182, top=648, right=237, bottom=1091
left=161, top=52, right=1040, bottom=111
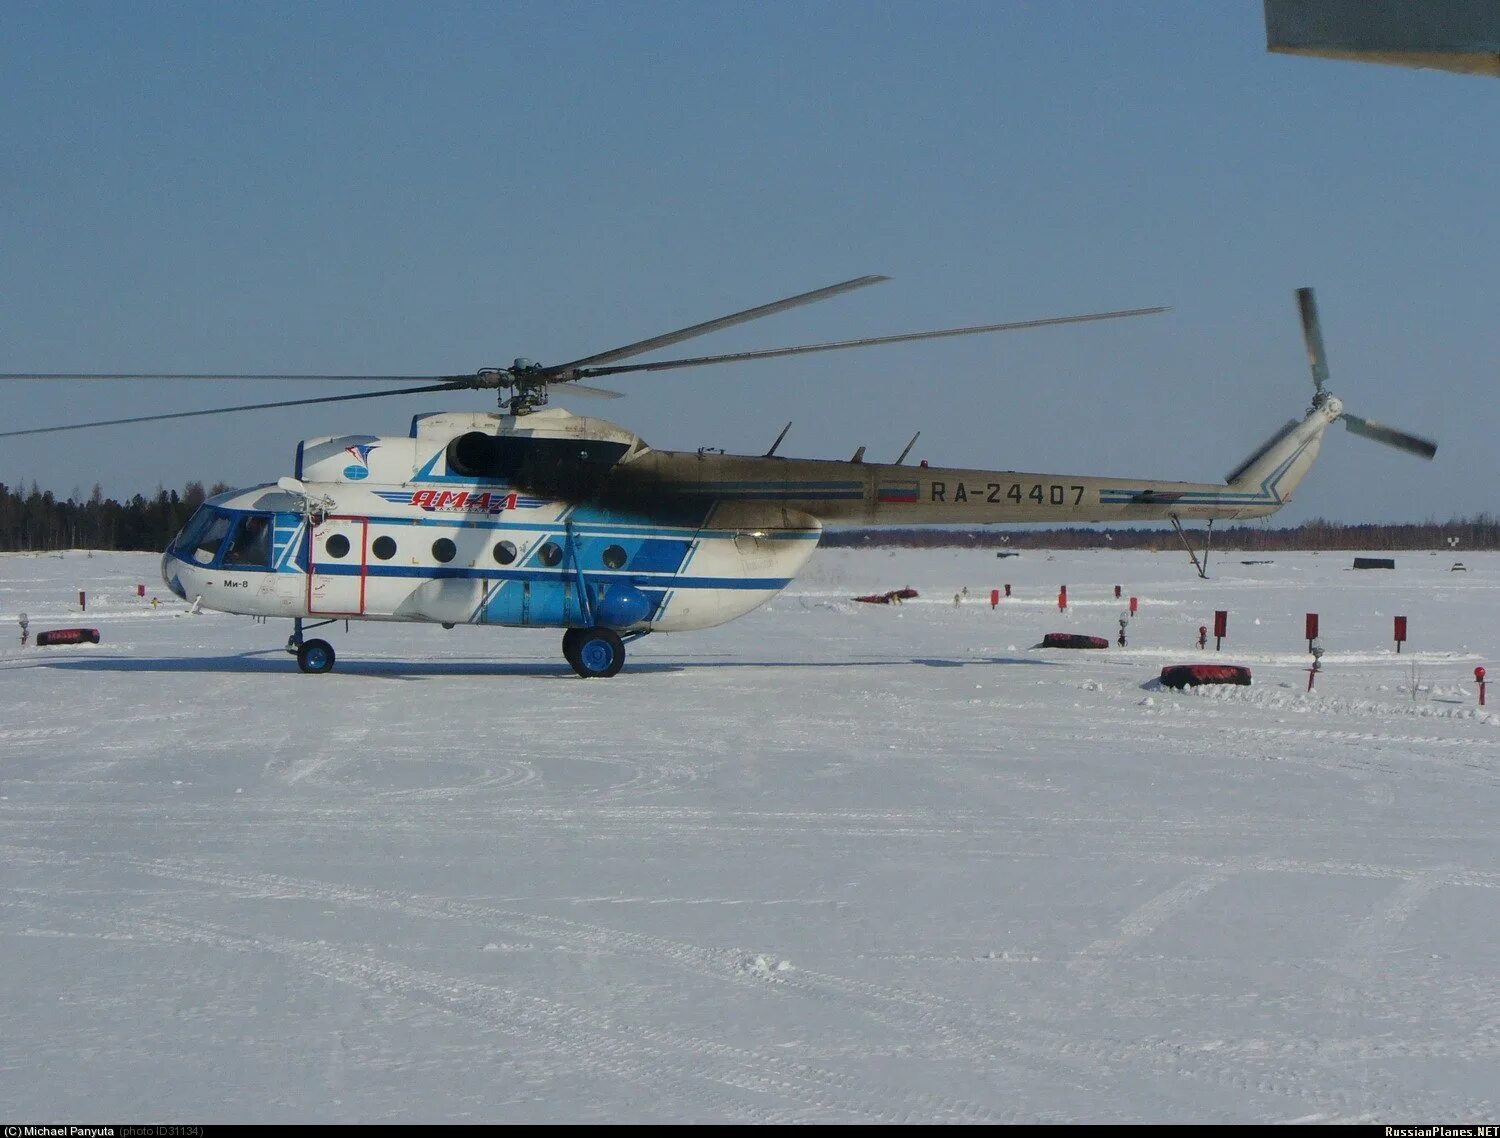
left=1394, top=616, right=1407, bottom=654
left=137, top=583, right=146, bottom=598
left=79, top=591, right=86, bottom=612
left=990, top=588, right=999, bottom=610
left=1305, top=613, right=1319, bottom=653
left=1477, top=667, right=1487, bottom=708
left=1129, top=596, right=1138, bottom=616
left=1058, top=586, right=1068, bottom=613
left=1213, top=610, right=1227, bottom=651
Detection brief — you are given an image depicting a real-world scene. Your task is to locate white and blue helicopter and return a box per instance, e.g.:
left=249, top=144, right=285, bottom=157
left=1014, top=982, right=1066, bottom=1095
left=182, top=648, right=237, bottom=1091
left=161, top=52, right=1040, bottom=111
left=3, top=279, right=1434, bottom=676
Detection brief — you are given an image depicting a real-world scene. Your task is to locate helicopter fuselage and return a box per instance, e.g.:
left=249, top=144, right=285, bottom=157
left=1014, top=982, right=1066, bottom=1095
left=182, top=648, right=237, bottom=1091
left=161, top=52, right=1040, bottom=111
left=159, top=403, right=1330, bottom=645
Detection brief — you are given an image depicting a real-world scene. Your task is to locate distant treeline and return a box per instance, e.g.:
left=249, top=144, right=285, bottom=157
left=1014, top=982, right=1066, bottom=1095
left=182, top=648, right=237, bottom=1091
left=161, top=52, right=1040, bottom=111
left=0, top=479, right=1495, bottom=554
left=0, top=481, right=232, bottom=553
left=822, top=516, right=1500, bottom=551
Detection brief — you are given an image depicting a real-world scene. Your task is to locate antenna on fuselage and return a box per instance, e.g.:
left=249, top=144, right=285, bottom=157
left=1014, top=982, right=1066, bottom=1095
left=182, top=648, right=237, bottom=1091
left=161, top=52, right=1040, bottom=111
left=764, top=421, right=792, bottom=457
left=894, top=431, right=920, bottom=465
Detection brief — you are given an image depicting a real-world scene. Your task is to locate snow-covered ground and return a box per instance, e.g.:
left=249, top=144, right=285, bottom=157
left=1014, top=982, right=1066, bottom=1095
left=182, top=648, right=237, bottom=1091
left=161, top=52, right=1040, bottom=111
left=3, top=545, right=1497, bottom=1123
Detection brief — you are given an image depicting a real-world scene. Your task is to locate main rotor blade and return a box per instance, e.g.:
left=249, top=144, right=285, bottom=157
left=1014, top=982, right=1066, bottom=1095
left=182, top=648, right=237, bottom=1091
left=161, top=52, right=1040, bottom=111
left=1295, top=287, right=1330, bottom=390
left=0, top=372, right=467, bottom=382
left=565, top=383, right=626, bottom=400
left=1341, top=413, right=1437, bottom=460
left=547, top=275, right=890, bottom=376
left=573, top=306, right=1169, bottom=378
left=0, top=382, right=468, bottom=439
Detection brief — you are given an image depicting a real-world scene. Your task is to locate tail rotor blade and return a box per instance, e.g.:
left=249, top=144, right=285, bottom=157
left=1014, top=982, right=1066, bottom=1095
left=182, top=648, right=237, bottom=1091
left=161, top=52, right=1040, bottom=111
left=1296, top=286, right=1330, bottom=391
left=1342, top=413, right=1437, bottom=460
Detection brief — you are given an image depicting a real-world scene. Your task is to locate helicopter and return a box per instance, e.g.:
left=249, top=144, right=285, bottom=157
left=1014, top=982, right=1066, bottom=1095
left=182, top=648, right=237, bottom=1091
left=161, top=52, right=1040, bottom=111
left=2, top=278, right=1435, bottom=677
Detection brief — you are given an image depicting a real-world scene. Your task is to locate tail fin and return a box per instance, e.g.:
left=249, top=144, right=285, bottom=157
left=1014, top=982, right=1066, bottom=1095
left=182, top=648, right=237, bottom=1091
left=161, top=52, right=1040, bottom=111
left=1224, top=404, right=1336, bottom=506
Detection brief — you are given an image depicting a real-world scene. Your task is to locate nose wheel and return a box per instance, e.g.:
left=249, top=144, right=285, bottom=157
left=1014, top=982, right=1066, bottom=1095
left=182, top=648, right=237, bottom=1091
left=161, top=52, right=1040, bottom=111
left=562, top=627, right=625, bottom=678
left=287, top=619, right=338, bottom=674
left=296, top=638, right=337, bottom=674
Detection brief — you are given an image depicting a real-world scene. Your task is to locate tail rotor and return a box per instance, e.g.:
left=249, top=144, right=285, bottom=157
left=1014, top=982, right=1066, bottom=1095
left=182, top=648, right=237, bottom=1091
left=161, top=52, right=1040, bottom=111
left=1295, top=287, right=1437, bottom=461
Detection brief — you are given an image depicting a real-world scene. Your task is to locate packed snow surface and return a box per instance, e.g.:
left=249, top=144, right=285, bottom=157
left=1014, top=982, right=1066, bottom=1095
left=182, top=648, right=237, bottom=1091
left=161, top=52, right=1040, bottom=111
left=3, top=546, right=1498, bottom=1122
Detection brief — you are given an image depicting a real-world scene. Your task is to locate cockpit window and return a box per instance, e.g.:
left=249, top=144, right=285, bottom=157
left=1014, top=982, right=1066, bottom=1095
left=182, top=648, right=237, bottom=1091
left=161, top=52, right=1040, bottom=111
left=224, top=515, right=273, bottom=568
left=175, top=506, right=215, bottom=554
left=189, top=513, right=232, bottom=565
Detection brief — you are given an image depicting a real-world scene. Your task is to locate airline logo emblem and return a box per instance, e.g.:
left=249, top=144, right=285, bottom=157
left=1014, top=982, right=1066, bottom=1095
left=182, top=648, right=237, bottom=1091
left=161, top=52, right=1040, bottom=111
left=343, top=441, right=380, bottom=480
left=376, top=489, right=519, bottom=514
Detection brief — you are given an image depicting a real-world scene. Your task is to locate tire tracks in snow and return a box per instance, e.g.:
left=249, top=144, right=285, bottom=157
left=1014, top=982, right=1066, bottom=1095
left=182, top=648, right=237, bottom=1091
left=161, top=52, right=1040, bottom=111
left=108, top=902, right=1005, bottom=1123
left=112, top=855, right=1500, bottom=1121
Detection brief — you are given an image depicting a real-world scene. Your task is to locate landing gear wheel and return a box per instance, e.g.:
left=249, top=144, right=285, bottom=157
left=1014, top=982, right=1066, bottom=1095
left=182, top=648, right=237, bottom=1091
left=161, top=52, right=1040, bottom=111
left=567, top=627, right=625, bottom=678
left=561, top=627, right=585, bottom=671
left=296, top=638, right=336, bottom=674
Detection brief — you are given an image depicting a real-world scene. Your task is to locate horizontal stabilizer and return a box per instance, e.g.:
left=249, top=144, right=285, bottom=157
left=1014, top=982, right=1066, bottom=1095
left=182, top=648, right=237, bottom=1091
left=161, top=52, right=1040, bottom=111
left=1225, top=419, right=1299, bottom=485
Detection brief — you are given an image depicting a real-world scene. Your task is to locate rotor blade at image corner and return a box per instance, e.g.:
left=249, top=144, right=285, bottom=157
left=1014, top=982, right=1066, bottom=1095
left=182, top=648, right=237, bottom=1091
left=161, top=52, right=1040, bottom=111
left=0, top=382, right=469, bottom=438
left=1295, top=287, right=1330, bottom=388
left=547, top=275, right=891, bottom=375
left=574, top=306, right=1170, bottom=378
left=0, top=373, right=467, bottom=382
left=1341, top=414, right=1438, bottom=460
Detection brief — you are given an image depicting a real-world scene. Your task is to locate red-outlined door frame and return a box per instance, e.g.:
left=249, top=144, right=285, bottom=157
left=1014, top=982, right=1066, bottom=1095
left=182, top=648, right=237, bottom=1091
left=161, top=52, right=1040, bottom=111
left=306, top=515, right=369, bottom=616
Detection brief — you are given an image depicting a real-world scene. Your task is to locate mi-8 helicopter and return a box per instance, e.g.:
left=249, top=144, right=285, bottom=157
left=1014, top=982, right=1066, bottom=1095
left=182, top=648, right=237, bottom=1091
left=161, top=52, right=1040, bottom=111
left=3, top=278, right=1435, bottom=677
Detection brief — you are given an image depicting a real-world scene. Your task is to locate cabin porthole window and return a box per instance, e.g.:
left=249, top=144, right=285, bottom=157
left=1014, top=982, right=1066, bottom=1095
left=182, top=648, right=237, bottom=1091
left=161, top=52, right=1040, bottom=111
left=324, top=534, right=351, bottom=559
left=494, top=540, right=517, bottom=565
left=432, top=538, right=457, bottom=564
left=538, top=541, right=563, bottom=567
left=372, top=536, right=397, bottom=561
left=602, top=544, right=627, bottom=570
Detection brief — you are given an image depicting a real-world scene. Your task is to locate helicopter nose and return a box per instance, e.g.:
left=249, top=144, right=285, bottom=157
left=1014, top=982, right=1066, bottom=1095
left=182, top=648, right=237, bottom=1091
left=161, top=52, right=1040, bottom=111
left=161, top=553, right=187, bottom=600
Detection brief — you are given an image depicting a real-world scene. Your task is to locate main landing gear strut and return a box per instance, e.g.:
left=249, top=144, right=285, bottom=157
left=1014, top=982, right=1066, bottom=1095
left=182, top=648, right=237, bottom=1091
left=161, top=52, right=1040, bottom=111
left=557, top=520, right=647, bottom=678
left=287, top=617, right=339, bottom=674
left=1169, top=514, right=1214, bottom=580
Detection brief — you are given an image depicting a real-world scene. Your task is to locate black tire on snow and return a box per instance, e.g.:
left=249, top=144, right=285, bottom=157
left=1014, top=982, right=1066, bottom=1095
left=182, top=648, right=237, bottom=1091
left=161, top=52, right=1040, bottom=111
left=296, top=638, right=337, bottom=675
left=568, top=627, right=625, bottom=678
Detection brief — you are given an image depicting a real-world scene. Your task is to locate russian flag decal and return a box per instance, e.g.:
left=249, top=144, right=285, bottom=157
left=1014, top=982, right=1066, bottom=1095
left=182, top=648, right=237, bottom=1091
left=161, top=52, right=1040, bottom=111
left=877, top=480, right=919, bottom=504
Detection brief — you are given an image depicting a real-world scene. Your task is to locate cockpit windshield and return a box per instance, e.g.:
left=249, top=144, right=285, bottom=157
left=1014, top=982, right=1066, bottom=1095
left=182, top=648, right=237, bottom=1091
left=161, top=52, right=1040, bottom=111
left=187, top=513, right=232, bottom=566
left=175, top=506, right=216, bottom=556
left=172, top=506, right=278, bottom=570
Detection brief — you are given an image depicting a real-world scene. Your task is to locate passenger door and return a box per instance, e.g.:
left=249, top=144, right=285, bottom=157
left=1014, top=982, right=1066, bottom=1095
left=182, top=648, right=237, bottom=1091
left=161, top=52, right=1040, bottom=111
left=307, top=516, right=368, bottom=615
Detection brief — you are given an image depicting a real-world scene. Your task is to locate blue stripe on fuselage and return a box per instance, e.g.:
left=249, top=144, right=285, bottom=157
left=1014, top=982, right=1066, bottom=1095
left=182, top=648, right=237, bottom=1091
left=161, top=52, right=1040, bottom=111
left=312, top=563, right=791, bottom=590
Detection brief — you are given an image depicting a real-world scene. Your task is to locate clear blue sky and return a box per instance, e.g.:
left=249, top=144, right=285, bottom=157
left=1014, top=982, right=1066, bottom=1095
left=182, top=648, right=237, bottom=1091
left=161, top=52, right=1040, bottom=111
left=3, top=1, right=1494, bottom=523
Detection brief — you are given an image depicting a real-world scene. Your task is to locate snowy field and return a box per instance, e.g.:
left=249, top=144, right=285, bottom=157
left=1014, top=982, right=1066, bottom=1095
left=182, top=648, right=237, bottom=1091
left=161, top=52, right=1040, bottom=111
left=2, top=544, right=1498, bottom=1123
